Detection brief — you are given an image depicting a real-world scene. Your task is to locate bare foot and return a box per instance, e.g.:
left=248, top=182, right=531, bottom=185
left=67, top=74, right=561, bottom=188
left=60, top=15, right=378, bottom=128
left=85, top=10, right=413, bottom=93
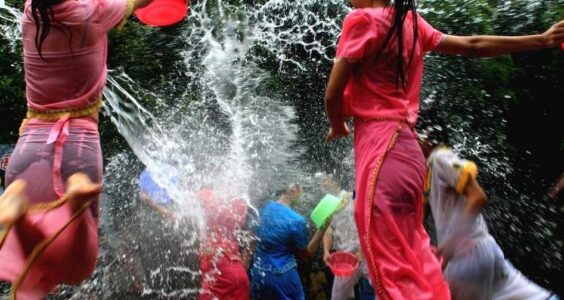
left=65, top=173, right=101, bottom=210
left=0, top=180, right=29, bottom=224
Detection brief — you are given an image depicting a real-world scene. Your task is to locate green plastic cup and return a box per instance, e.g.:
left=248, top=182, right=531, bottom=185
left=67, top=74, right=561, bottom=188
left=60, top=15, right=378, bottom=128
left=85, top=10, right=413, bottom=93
left=311, top=194, right=342, bottom=229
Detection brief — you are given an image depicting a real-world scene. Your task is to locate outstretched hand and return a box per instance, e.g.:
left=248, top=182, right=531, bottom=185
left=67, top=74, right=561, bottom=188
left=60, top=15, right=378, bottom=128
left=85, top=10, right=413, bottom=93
left=543, top=19, right=564, bottom=48
left=325, top=123, right=350, bottom=144
left=321, top=215, right=333, bottom=231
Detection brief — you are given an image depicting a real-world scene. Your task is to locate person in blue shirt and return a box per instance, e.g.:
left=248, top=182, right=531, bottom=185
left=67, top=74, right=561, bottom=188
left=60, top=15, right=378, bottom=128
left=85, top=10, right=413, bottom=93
left=251, top=184, right=331, bottom=300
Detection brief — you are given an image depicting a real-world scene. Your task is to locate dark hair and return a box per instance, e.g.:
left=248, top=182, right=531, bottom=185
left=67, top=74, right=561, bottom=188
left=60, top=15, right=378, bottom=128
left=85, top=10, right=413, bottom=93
left=30, top=0, right=70, bottom=59
left=375, top=0, right=419, bottom=89
left=273, top=183, right=301, bottom=198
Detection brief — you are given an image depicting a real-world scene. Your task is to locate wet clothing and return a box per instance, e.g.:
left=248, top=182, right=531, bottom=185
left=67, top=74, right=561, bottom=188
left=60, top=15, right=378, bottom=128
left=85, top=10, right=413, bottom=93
left=199, top=255, right=250, bottom=300
left=0, top=119, right=102, bottom=299
left=331, top=266, right=361, bottom=300
left=0, top=0, right=131, bottom=298
left=357, top=277, right=376, bottom=300
left=329, top=191, right=376, bottom=300
left=250, top=264, right=304, bottom=300
left=427, top=148, right=553, bottom=300
left=330, top=191, right=358, bottom=253
left=353, top=124, right=450, bottom=300
left=23, top=0, right=130, bottom=111
left=335, top=7, right=450, bottom=299
left=251, top=201, right=309, bottom=300
left=337, top=8, right=443, bottom=125
left=197, top=189, right=249, bottom=300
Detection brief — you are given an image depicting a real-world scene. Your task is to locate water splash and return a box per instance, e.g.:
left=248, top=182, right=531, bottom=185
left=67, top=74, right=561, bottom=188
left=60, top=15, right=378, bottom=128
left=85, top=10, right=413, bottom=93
left=249, top=0, right=350, bottom=71
left=0, top=3, right=22, bottom=55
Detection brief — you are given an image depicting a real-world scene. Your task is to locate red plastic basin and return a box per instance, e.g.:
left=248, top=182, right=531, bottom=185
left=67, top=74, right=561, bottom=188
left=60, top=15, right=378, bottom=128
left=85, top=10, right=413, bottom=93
left=327, top=251, right=359, bottom=277
left=135, top=0, right=188, bottom=27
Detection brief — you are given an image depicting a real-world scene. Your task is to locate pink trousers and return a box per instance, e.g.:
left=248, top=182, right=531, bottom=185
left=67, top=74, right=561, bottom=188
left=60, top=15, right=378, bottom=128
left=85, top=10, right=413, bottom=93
left=354, top=121, right=450, bottom=300
left=0, top=118, right=101, bottom=300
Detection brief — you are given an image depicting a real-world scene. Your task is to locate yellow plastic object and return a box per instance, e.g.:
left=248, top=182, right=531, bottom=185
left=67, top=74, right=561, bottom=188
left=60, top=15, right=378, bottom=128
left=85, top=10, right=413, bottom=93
left=311, top=194, right=342, bottom=229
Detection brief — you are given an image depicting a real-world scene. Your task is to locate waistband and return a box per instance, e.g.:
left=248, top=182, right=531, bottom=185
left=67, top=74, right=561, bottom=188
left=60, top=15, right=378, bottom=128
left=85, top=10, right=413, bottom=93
left=26, top=98, right=102, bottom=121
left=21, top=98, right=101, bottom=135
left=354, top=116, right=415, bottom=129
left=22, top=118, right=99, bottom=131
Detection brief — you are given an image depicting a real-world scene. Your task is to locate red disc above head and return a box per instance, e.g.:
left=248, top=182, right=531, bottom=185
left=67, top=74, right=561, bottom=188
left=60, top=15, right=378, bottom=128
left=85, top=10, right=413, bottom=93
left=135, top=0, right=189, bottom=27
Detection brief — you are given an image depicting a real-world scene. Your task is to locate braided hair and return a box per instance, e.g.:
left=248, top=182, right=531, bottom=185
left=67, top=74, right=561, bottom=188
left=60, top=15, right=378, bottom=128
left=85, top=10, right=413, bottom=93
left=375, top=0, right=419, bottom=89
left=30, top=0, right=69, bottom=59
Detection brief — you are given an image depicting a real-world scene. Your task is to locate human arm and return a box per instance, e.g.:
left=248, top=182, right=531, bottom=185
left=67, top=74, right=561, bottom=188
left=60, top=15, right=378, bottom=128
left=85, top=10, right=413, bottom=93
left=324, top=60, right=353, bottom=143
left=434, top=20, right=564, bottom=58
left=437, top=175, right=486, bottom=265
left=139, top=192, right=175, bottom=220
left=324, top=11, right=377, bottom=143
left=354, top=250, right=363, bottom=263
left=297, top=218, right=332, bottom=261
left=133, top=0, right=155, bottom=10
left=431, top=150, right=486, bottom=264
left=322, top=226, right=333, bottom=264
left=462, top=175, right=487, bottom=218
left=98, top=0, right=156, bottom=31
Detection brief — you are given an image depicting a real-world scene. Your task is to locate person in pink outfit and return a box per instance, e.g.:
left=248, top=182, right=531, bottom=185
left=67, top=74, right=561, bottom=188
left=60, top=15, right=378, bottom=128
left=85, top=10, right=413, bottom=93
left=323, top=0, right=564, bottom=299
left=0, top=0, right=155, bottom=299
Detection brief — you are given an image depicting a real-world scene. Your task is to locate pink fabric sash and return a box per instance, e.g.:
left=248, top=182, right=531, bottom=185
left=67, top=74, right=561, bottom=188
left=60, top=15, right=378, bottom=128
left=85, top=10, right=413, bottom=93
left=47, top=117, right=70, bottom=198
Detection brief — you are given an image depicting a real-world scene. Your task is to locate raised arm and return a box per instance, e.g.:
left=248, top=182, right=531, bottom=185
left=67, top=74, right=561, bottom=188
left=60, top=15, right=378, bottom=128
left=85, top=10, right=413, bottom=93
left=298, top=227, right=328, bottom=260
left=324, top=59, right=355, bottom=143
left=133, top=0, right=155, bottom=10
left=434, top=19, right=564, bottom=57
left=462, top=176, right=487, bottom=218
left=322, top=226, right=333, bottom=264
left=297, top=219, right=332, bottom=261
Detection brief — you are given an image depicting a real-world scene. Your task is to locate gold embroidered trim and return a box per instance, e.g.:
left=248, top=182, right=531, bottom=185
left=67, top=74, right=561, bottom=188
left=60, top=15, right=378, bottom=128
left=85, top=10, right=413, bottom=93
left=20, top=98, right=102, bottom=135
left=117, top=0, right=135, bottom=30
left=362, top=123, right=402, bottom=300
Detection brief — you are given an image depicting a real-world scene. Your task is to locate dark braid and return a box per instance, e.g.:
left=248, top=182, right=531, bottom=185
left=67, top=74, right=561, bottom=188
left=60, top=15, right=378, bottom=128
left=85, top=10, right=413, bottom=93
left=30, top=0, right=69, bottom=59
left=374, top=0, right=419, bottom=89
